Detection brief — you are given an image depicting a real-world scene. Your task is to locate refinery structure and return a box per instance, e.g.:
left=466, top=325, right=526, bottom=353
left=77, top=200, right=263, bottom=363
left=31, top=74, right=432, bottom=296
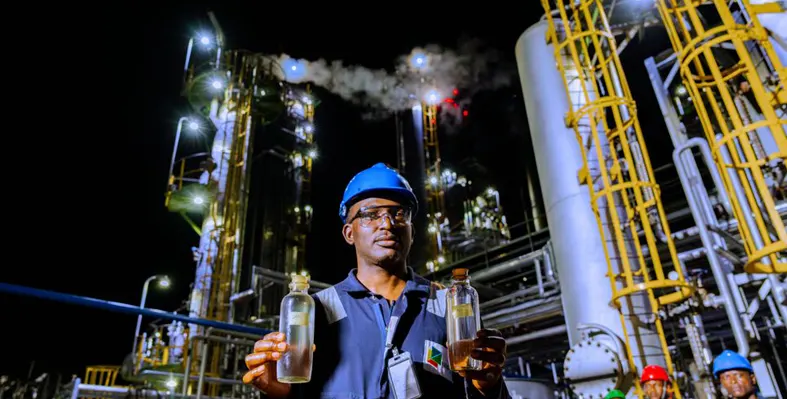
left=2, top=1, right=785, bottom=399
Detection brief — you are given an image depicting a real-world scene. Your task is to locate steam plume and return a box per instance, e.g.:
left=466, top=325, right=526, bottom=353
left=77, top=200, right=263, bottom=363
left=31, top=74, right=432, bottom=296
left=270, top=38, right=513, bottom=119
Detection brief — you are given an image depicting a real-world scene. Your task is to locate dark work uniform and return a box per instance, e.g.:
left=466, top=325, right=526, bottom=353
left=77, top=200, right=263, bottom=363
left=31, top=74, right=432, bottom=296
left=291, top=267, right=510, bottom=399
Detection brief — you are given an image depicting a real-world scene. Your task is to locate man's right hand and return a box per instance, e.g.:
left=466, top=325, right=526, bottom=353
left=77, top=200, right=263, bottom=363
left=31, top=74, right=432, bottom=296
left=243, top=332, right=292, bottom=399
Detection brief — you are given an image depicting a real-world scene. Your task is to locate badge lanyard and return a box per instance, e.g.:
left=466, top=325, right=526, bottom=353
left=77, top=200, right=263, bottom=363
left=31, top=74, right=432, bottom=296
left=374, top=301, right=404, bottom=365
left=375, top=299, right=422, bottom=399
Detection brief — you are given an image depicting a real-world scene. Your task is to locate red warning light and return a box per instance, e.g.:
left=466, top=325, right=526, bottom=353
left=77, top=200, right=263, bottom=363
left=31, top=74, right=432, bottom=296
left=462, top=110, right=469, bottom=117
left=444, top=98, right=455, bottom=104
left=453, top=89, right=459, bottom=96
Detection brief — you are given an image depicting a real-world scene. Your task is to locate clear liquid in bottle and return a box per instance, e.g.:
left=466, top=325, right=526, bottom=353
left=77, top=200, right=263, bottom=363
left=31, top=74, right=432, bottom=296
left=276, top=274, right=315, bottom=383
left=445, top=268, right=481, bottom=371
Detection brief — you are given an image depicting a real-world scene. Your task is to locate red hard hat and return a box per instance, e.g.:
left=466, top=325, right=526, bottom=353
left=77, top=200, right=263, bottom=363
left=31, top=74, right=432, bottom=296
left=641, top=365, right=669, bottom=383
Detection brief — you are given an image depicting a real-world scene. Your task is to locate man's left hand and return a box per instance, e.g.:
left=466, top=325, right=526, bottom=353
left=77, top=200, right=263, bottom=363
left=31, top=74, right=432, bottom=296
left=465, top=328, right=507, bottom=394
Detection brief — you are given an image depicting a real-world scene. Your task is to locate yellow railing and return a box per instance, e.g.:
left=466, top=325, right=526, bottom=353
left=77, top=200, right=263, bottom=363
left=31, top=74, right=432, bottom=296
left=84, top=366, right=119, bottom=386
left=656, top=0, right=786, bottom=274
left=82, top=366, right=120, bottom=399
left=540, top=0, right=694, bottom=397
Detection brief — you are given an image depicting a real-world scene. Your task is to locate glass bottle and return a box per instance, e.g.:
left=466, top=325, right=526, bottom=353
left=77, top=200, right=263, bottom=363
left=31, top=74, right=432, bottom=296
left=445, top=268, right=481, bottom=371
left=277, top=274, right=315, bottom=383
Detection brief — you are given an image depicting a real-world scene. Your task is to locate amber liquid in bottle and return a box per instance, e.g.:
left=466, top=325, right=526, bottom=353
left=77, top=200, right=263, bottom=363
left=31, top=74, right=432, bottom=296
left=445, top=268, right=482, bottom=371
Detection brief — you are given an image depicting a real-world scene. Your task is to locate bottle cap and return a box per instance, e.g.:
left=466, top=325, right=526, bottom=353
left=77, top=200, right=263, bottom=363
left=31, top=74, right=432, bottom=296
left=291, top=274, right=309, bottom=284
left=451, top=268, right=469, bottom=278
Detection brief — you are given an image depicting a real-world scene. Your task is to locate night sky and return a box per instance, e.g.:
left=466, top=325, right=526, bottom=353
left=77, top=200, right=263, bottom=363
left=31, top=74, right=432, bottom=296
left=1, top=1, right=678, bottom=380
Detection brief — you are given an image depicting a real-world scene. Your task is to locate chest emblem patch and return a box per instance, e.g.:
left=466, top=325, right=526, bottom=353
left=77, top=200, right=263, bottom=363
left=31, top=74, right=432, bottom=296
left=423, top=340, right=452, bottom=381
left=427, top=344, right=442, bottom=368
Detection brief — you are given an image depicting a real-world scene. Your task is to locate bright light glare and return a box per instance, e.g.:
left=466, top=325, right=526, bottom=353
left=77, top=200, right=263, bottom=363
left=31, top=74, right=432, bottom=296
left=282, top=58, right=307, bottom=82
left=166, top=379, right=177, bottom=388
left=410, top=51, right=428, bottom=70
left=188, top=121, right=200, bottom=130
left=158, top=277, right=171, bottom=288
left=425, top=90, right=439, bottom=105
left=429, top=176, right=438, bottom=186
left=199, top=36, right=210, bottom=45
left=307, top=149, right=318, bottom=159
left=193, top=196, right=205, bottom=205
left=211, top=80, right=223, bottom=90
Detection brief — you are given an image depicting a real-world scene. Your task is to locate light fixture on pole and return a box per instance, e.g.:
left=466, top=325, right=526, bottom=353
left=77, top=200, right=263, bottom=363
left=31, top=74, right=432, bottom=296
left=131, top=274, right=170, bottom=366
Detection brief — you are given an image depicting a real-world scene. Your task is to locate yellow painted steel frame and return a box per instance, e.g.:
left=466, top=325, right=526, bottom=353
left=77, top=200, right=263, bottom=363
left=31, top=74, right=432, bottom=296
left=84, top=365, right=119, bottom=386
left=541, top=0, right=694, bottom=397
left=422, top=103, right=447, bottom=266
left=656, top=0, right=787, bottom=274
left=204, top=53, right=252, bottom=325
left=201, top=50, right=257, bottom=381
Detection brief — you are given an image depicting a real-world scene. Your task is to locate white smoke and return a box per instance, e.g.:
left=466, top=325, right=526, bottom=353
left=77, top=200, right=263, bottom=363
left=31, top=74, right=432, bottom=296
left=270, top=38, right=513, bottom=119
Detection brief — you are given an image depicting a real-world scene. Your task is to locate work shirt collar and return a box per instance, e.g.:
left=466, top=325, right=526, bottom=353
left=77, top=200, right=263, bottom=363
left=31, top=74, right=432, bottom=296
left=336, top=266, right=432, bottom=296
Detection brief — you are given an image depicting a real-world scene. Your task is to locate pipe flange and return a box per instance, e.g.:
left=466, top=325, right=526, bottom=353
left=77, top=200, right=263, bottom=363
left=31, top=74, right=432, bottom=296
left=563, top=338, right=623, bottom=398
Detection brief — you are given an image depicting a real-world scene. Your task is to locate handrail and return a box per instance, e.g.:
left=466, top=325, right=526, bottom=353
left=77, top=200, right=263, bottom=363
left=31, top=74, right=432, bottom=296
left=0, top=282, right=271, bottom=336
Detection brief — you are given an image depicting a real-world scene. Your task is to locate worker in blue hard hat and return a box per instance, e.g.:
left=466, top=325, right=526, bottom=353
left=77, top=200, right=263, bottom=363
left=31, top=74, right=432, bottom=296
left=713, top=350, right=760, bottom=399
left=243, top=163, right=510, bottom=398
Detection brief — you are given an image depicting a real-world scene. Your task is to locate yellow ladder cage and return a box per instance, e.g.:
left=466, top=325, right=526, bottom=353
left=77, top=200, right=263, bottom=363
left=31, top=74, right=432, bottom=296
left=540, top=0, right=695, bottom=397
left=422, top=102, right=449, bottom=269
left=655, top=0, right=787, bottom=274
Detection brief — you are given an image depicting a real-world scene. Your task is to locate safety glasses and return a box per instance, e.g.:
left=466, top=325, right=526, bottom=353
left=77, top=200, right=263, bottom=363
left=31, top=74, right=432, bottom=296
left=347, top=205, right=412, bottom=227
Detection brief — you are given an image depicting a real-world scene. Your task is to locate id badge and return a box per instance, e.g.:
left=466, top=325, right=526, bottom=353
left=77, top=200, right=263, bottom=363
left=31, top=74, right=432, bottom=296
left=387, top=351, right=422, bottom=399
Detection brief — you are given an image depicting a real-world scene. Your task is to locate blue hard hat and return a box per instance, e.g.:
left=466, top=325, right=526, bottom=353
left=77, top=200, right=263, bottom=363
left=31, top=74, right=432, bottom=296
left=339, top=163, right=418, bottom=223
left=713, top=350, right=754, bottom=378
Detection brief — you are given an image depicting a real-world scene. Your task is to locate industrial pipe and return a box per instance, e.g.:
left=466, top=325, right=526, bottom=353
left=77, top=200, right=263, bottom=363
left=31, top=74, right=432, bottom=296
left=253, top=266, right=331, bottom=290
left=0, top=282, right=271, bottom=336
left=194, top=326, right=261, bottom=399
left=470, top=249, right=543, bottom=282
left=77, top=382, right=224, bottom=399
left=673, top=140, right=750, bottom=357
left=506, top=325, right=567, bottom=346
left=482, top=294, right=560, bottom=321
left=139, top=369, right=243, bottom=386
left=482, top=299, right=564, bottom=330
left=179, top=331, right=257, bottom=397
left=480, top=282, right=559, bottom=310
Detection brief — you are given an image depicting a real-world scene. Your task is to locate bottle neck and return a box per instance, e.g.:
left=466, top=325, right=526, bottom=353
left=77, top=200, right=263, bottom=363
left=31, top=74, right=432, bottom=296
left=289, top=283, right=310, bottom=293
left=451, top=277, right=470, bottom=285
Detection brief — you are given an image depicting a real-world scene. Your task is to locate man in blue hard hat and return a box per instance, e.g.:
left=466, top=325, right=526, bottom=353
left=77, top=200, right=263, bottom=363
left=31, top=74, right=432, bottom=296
left=243, top=163, right=510, bottom=398
left=713, top=350, right=761, bottom=399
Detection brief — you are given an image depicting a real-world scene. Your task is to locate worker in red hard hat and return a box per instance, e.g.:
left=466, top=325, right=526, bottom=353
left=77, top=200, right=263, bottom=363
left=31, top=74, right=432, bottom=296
left=641, top=365, right=673, bottom=399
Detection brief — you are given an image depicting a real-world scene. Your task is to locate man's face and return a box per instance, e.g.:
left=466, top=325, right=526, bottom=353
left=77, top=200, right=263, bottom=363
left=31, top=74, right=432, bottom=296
left=719, top=370, right=756, bottom=398
left=643, top=380, right=669, bottom=399
left=342, top=197, right=413, bottom=266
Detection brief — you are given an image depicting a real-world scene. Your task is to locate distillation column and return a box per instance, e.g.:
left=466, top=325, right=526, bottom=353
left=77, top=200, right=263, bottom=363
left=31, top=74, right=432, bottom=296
left=286, top=87, right=317, bottom=275
left=189, top=52, right=257, bottom=329
left=656, top=0, right=787, bottom=274
left=182, top=51, right=286, bottom=394
left=519, top=1, right=696, bottom=396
